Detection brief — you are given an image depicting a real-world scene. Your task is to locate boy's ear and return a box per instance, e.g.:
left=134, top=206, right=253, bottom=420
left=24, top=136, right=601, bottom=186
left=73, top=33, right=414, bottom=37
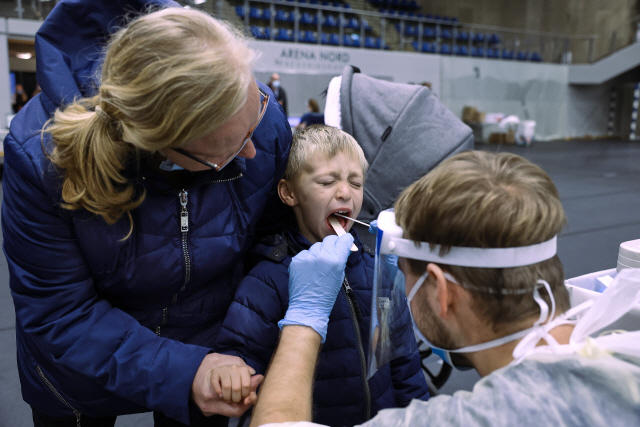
left=278, top=179, right=298, bottom=207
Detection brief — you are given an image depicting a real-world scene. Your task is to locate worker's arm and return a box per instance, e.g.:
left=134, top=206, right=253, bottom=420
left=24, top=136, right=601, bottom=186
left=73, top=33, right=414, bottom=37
left=249, top=325, right=321, bottom=426
left=250, top=234, right=355, bottom=426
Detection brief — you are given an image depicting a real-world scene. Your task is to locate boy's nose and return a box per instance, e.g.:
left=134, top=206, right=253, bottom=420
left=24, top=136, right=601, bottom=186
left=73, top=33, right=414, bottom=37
left=336, top=182, right=352, bottom=200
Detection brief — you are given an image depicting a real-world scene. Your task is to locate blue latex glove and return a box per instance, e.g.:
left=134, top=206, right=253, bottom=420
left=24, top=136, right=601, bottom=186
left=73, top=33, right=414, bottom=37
left=368, top=219, right=378, bottom=235
left=279, top=233, right=355, bottom=342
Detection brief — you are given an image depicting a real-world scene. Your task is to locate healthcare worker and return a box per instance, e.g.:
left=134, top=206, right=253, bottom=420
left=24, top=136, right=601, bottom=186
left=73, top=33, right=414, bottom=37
left=249, top=151, right=640, bottom=427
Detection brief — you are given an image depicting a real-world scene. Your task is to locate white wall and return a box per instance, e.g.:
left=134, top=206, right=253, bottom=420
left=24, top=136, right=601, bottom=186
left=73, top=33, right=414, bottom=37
left=251, top=40, right=610, bottom=140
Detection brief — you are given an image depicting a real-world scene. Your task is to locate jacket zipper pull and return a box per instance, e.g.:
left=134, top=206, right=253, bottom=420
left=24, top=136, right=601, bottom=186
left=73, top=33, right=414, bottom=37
left=179, top=190, right=189, bottom=232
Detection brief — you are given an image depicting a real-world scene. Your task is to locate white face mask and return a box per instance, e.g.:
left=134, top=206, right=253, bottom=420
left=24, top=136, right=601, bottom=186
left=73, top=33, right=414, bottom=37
left=272, top=80, right=281, bottom=89
left=406, top=270, right=563, bottom=369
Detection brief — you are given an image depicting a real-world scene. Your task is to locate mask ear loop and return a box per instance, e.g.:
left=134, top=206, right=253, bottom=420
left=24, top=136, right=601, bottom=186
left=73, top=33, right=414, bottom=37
left=407, top=271, right=429, bottom=302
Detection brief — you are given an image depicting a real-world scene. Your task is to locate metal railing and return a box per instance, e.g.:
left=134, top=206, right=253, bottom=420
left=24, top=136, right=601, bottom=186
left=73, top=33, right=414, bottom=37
left=0, top=0, right=622, bottom=64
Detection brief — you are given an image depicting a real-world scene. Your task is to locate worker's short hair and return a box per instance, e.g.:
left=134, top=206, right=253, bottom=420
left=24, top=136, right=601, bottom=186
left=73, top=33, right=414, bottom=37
left=395, top=150, right=569, bottom=331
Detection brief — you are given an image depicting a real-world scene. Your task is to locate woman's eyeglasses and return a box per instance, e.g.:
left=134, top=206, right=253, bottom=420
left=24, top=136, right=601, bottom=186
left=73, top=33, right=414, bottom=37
left=172, top=90, right=269, bottom=172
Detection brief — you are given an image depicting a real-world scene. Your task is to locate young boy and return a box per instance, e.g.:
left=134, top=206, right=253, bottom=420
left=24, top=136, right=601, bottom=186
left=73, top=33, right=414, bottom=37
left=216, top=125, right=429, bottom=426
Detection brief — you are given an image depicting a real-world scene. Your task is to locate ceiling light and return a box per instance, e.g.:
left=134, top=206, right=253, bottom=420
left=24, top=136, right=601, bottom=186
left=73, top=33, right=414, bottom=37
left=16, top=52, right=32, bottom=59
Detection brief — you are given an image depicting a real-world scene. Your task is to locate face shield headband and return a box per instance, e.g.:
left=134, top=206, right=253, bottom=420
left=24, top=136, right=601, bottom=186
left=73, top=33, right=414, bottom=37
left=368, top=211, right=559, bottom=376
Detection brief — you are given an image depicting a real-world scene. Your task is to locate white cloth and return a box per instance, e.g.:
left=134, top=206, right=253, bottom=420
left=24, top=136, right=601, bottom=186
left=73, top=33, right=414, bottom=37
left=324, top=76, right=342, bottom=129
left=362, top=352, right=640, bottom=426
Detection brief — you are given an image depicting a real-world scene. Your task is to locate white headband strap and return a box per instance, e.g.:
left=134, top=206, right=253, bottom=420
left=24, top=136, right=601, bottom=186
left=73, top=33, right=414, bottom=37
left=384, top=235, right=557, bottom=268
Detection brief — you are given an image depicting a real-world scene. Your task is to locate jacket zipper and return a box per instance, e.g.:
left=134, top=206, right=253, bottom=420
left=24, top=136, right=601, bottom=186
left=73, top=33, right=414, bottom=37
left=36, top=365, right=82, bottom=427
left=156, top=190, right=191, bottom=337
left=343, top=277, right=371, bottom=421
left=204, top=172, right=243, bottom=185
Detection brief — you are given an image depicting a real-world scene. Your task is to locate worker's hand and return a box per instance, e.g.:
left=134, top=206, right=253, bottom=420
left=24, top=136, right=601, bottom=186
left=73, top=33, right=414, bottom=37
left=279, top=233, right=354, bottom=342
left=192, top=353, right=264, bottom=417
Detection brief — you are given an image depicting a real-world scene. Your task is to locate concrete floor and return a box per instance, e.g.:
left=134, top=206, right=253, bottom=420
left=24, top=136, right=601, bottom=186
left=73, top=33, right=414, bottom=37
left=1, top=139, right=640, bottom=426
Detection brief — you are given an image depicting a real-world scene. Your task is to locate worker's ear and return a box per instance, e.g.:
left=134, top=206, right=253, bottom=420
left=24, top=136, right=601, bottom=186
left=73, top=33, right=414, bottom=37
left=278, top=179, right=298, bottom=207
left=426, top=263, right=456, bottom=320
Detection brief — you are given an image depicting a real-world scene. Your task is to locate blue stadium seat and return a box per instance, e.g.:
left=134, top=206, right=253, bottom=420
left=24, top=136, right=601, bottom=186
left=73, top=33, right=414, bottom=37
left=471, top=46, right=484, bottom=57
left=250, top=25, right=262, bottom=39
left=365, top=36, right=382, bottom=49
left=472, top=32, right=485, bottom=43
left=301, top=30, right=317, bottom=43
left=502, top=49, right=514, bottom=59
left=439, top=28, right=452, bottom=39
left=487, top=48, right=499, bottom=58
left=275, top=9, right=288, bottom=22
left=456, top=30, right=469, bottom=42
left=323, top=15, right=338, bottom=27
left=530, top=52, right=542, bottom=62
left=423, top=26, right=436, bottom=38
left=249, top=7, right=262, bottom=20
left=439, top=44, right=452, bottom=54
left=350, top=33, right=361, bottom=47
left=275, top=28, right=294, bottom=42
left=346, top=18, right=360, bottom=29
left=516, top=51, right=529, bottom=61
left=261, top=8, right=271, bottom=21
left=362, top=19, right=372, bottom=31
left=300, top=12, right=314, bottom=25
left=328, top=33, right=340, bottom=45
left=412, top=41, right=434, bottom=53
left=235, top=6, right=245, bottom=19
left=488, top=33, right=500, bottom=45
left=455, top=45, right=468, bottom=56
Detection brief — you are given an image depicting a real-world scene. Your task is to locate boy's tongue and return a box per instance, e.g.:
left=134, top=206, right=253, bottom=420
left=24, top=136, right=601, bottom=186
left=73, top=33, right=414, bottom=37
left=329, top=213, right=347, bottom=229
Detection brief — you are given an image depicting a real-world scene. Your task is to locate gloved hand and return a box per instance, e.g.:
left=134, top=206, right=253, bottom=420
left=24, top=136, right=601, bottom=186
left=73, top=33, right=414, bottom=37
left=279, top=233, right=355, bottom=342
left=368, top=219, right=378, bottom=235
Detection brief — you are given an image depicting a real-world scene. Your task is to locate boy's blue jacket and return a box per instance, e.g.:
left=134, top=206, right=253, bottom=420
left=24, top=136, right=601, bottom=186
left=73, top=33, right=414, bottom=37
left=216, top=228, right=430, bottom=426
left=1, top=0, right=291, bottom=424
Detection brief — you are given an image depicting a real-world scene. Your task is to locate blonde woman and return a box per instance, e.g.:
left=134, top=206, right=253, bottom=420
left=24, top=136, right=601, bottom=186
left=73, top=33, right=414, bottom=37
left=2, top=1, right=291, bottom=426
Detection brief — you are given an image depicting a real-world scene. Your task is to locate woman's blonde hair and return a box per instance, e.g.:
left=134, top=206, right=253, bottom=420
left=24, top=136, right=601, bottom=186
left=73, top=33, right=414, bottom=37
left=45, top=7, right=257, bottom=226
left=395, top=151, right=568, bottom=331
left=283, top=125, right=368, bottom=182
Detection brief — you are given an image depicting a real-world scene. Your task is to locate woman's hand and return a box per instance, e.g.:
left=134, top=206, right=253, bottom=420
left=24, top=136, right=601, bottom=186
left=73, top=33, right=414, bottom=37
left=192, top=353, right=264, bottom=417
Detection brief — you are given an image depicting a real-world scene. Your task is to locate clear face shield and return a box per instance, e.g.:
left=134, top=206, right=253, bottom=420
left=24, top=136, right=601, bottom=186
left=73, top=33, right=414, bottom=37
left=367, top=210, right=559, bottom=379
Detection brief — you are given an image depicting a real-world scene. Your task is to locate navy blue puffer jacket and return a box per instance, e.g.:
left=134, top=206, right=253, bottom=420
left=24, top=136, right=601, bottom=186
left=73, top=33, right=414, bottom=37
left=216, top=228, right=429, bottom=426
left=1, top=1, right=291, bottom=424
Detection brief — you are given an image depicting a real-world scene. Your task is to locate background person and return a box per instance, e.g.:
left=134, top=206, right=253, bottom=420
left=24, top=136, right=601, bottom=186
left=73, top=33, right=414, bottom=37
left=294, top=99, right=324, bottom=131
left=268, top=73, right=288, bottom=117
left=249, top=151, right=640, bottom=427
left=216, top=125, right=428, bottom=426
left=2, top=1, right=291, bottom=426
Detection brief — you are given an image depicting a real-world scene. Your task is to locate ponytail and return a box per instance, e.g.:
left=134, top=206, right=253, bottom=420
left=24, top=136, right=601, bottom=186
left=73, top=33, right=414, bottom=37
left=44, top=96, right=145, bottom=227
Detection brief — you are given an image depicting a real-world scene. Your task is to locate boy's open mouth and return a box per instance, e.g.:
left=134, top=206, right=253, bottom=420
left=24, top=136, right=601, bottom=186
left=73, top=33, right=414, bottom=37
left=326, top=210, right=351, bottom=231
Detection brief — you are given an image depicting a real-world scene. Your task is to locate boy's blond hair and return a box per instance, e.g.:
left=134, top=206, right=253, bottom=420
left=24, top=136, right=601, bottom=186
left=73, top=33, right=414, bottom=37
left=395, top=151, right=568, bottom=331
left=284, top=125, right=369, bottom=182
